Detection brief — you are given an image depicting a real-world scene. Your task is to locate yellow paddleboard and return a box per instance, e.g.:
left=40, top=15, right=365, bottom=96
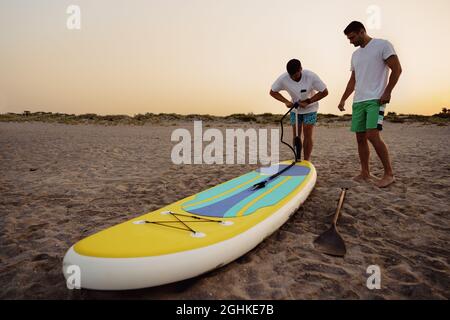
left=63, top=160, right=316, bottom=290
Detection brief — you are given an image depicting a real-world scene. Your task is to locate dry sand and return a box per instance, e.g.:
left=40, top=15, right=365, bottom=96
left=0, top=121, right=449, bottom=299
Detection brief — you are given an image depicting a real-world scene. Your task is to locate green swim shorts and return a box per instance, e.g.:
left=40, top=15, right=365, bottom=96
left=351, top=99, right=385, bottom=132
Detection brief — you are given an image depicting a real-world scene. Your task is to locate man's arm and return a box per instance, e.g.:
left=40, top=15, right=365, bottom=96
left=300, top=88, right=329, bottom=108
left=338, top=71, right=356, bottom=111
left=380, top=55, right=402, bottom=104
left=270, top=90, right=293, bottom=108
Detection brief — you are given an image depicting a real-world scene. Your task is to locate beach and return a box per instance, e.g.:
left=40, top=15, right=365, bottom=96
left=0, top=120, right=449, bottom=299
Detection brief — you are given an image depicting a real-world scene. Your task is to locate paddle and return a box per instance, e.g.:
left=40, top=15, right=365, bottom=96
left=314, top=188, right=348, bottom=257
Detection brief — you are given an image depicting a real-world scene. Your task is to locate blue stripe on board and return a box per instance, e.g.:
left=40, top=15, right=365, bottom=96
left=257, top=164, right=310, bottom=176
left=241, top=176, right=305, bottom=216
left=182, top=164, right=310, bottom=217
left=185, top=184, right=266, bottom=217
left=182, top=172, right=268, bottom=210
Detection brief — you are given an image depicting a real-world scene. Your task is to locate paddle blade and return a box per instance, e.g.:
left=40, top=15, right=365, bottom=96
left=313, top=226, right=347, bottom=257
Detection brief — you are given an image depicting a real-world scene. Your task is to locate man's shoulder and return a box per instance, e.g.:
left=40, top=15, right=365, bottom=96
left=275, top=72, right=289, bottom=82
left=373, top=38, right=388, bottom=43
left=372, top=38, right=393, bottom=48
left=303, top=69, right=320, bottom=79
left=352, top=47, right=362, bottom=57
left=271, top=72, right=289, bottom=91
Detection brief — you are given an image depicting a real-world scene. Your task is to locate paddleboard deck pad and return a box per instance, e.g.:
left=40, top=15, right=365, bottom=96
left=63, top=160, right=316, bottom=290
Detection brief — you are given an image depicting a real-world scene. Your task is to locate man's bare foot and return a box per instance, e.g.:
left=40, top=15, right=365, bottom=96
left=375, top=174, right=395, bottom=188
left=353, top=173, right=377, bottom=182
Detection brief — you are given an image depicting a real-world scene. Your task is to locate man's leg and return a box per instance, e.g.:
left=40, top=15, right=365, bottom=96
left=354, top=131, right=375, bottom=181
left=366, top=129, right=395, bottom=187
left=365, top=101, right=394, bottom=187
left=301, top=112, right=317, bottom=161
left=351, top=102, right=374, bottom=181
left=303, top=124, right=314, bottom=161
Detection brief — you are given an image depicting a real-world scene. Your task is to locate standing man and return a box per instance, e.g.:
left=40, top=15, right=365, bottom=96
left=270, top=59, right=328, bottom=161
left=338, top=21, right=402, bottom=188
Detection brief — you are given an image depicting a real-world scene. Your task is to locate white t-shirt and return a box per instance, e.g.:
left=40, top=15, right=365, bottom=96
left=351, top=38, right=396, bottom=103
left=271, top=69, right=327, bottom=114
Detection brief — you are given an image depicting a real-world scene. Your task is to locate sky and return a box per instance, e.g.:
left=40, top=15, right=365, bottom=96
left=0, top=0, right=449, bottom=116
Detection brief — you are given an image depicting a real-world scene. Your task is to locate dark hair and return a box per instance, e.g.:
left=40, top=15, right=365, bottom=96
left=286, top=59, right=302, bottom=76
left=344, top=21, right=366, bottom=35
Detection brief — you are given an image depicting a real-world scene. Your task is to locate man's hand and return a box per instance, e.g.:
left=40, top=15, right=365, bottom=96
left=379, top=91, right=391, bottom=105
left=270, top=90, right=294, bottom=108
left=338, top=72, right=355, bottom=112
left=299, top=99, right=311, bottom=108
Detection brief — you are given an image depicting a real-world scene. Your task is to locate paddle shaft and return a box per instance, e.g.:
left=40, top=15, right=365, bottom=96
left=332, top=188, right=347, bottom=226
